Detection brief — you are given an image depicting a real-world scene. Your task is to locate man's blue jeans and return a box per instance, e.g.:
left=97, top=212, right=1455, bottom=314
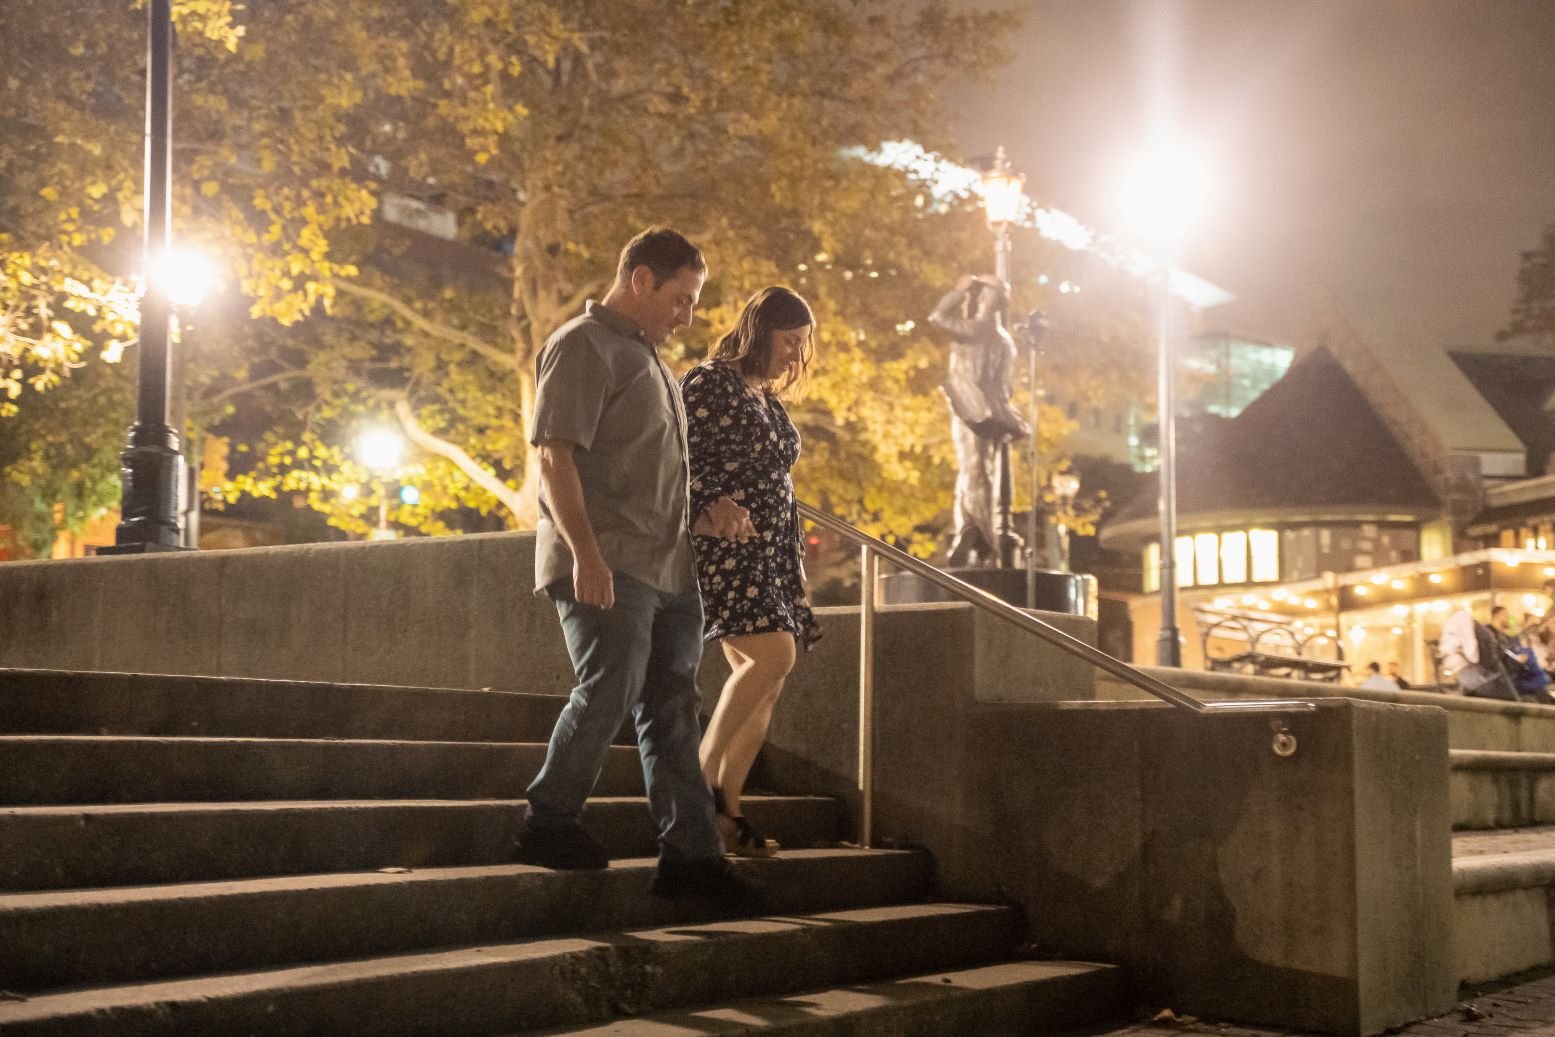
left=526, top=572, right=722, bottom=863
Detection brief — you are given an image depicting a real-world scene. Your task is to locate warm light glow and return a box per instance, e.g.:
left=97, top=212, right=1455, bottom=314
left=1303, top=598, right=1319, bottom=609
left=356, top=428, right=405, bottom=472
left=1427, top=573, right=1443, bottom=584
left=981, top=146, right=1026, bottom=228
left=1249, top=529, right=1279, bottom=583
left=1370, top=574, right=1388, bottom=585
left=1391, top=627, right=1405, bottom=636
left=1174, top=536, right=1194, bottom=588
left=340, top=484, right=360, bottom=502
left=1431, top=600, right=1449, bottom=613
left=1220, top=531, right=1248, bottom=585
left=1354, top=585, right=1369, bottom=597
left=398, top=485, right=421, bottom=506
left=1389, top=579, right=1406, bottom=591
left=1271, top=588, right=1288, bottom=602
left=1115, top=136, right=1214, bottom=249
left=1194, top=532, right=1219, bottom=586
left=1051, top=471, right=1081, bottom=502
left=1349, top=626, right=1366, bottom=645
left=1527, top=594, right=1541, bottom=609
left=1544, top=567, right=1555, bottom=578
left=1392, top=605, right=1409, bottom=617
left=150, top=247, right=217, bottom=308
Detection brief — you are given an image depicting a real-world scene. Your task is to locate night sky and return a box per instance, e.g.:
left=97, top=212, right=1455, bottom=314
left=947, top=0, right=1555, bottom=352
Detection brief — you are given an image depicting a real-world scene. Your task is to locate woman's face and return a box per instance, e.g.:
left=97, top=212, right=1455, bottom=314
left=765, top=324, right=810, bottom=381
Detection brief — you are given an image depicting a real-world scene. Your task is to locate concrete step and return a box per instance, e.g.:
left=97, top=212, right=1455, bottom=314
left=1453, top=826, right=1555, bottom=985
left=517, top=959, right=1129, bottom=1036
left=0, top=902, right=1022, bottom=1037
left=0, top=735, right=645, bottom=805
left=0, top=849, right=931, bottom=993
left=1452, top=750, right=1555, bottom=830
left=0, top=668, right=595, bottom=743
left=0, top=795, right=842, bottom=892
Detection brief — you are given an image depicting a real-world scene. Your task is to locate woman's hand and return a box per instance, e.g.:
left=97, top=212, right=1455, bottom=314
left=694, top=496, right=756, bottom=541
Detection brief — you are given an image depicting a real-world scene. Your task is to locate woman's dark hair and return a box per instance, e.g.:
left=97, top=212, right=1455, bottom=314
left=709, top=286, right=815, bottom=392
left=616, top=226, right=706, bottom=287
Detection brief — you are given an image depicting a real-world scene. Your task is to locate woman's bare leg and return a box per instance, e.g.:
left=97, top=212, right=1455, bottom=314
left=700, top=631, right=796, bottom=815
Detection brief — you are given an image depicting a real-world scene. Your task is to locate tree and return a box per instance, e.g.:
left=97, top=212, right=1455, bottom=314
left=2, top=1, right=1153, bottom=553
left=1499, top=223, right=1555, bottom=343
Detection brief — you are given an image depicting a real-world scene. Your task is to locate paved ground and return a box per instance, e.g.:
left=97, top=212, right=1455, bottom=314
left=1070, top=966, right=1555, bottom=1037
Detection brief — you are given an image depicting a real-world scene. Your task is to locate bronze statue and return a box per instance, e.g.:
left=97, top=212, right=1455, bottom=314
left=930, top=274, right=1031, bottom=566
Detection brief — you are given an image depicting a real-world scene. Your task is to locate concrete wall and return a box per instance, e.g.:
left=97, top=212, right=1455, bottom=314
left=0, top=534, right=574, bottom=691
left=0, top=536, right=1457, bottom=1034
left=760, top=613, right=1457, bottom=1036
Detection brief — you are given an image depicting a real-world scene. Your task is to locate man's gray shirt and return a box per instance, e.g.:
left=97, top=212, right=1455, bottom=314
left=530, top=301, right=697, bottom=596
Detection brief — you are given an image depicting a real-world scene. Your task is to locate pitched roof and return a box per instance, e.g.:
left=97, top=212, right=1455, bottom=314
left=1106, top=346, right=1440, bottom=533
left=1449, top=350, right=1555, bottom=476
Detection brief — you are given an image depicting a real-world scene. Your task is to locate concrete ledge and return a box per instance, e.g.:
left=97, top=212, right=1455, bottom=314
left=1099, top=666, right=1555, bottom=754
left=1450, top=750, right=1555, bottom=829
left=0, top=535, right=575, bottom=692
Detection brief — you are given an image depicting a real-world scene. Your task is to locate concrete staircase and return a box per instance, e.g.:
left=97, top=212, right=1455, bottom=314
left=0, top=668, right=1127, bottom=1036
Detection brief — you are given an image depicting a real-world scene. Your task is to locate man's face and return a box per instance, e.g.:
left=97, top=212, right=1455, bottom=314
left=1493, top=611, right=1510, bottom=632
left=635, top=265, right=704, bottom=346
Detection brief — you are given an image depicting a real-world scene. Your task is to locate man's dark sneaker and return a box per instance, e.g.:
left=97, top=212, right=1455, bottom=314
left=650, top=856, right=767, bottom=914
left=515, top=823, right=609, bottom=870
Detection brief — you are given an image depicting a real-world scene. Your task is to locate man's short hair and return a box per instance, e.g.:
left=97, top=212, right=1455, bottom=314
left=616, top=227, right=705, bottom=287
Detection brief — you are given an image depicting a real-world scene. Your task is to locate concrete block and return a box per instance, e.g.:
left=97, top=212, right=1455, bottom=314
left=764, top=657, right=1456, bottom=1035
left=94, top=551, right=224, bottom=676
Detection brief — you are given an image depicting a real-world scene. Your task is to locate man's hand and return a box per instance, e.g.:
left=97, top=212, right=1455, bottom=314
left=694, top=496, right=756, bottom=541
left=572, top=550, right=615, bottom=609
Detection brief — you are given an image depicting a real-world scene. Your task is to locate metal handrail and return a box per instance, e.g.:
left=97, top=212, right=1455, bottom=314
left=798, top=500, right=1314, bottom=848
left=799, top=501, right=1314, bottom=717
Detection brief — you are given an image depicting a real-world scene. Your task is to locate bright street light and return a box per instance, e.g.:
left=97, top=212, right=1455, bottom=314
left=150, top=247, right=217, bottom=308
left=355, top=427, right=405, bottom=473
left=1115, top=138, right=1213, bottom=253
left=980, top=146, right=1026, bottom=232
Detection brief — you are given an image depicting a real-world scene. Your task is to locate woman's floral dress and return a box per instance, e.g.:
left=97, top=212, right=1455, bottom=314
left=680, top=361, right=821, bottom=651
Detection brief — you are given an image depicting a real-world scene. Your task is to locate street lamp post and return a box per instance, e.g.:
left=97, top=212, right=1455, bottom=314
left=981, top=147, right=1026, bottom=571
left=1117, top=139, right=1210, bottom=668
left=103, top=0, right=185, bottom=555
left=356, top=427, right=405, bottom=541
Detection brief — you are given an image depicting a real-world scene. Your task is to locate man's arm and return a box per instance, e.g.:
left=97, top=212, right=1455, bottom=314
left=537, top=439, right=614, bottom=608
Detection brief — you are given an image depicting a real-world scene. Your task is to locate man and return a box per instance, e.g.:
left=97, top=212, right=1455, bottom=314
left=519, top=226, right=761, bottom=908
left=1358, top=661, right=1397, bottom=691
left=1385, top=660, right=1412, bottom=690
left=1491, top=605, right=1553, bottom=705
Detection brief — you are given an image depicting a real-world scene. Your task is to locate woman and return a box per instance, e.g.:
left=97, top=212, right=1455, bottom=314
left=681, top=286, right=821, bottom=858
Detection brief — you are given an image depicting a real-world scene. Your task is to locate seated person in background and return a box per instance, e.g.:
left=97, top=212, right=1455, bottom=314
left=1358, top=661, right=1399, bottom=691
left=1491, top=606, right=1554, bottom=705
left=1441, top=605, right=1518, bottom=701
left=1386, top=660, right=1412, bottom=689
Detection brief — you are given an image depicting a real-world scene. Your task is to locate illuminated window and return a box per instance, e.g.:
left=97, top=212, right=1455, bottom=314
left=1143, top=542, right=1160, bottom=593
left=1220, top=531, right=1248, bottom=584
left=1249, top=528, right=1279, bottom=583
left=1195, top=532, right=1220, bottom=585
left=1500, top=529, right=1517, bottom=549
left=1175, top=536, right=1195, bottom=588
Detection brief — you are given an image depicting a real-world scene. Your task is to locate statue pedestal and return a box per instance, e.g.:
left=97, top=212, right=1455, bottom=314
left=879, top=566, right=1096, bottom=619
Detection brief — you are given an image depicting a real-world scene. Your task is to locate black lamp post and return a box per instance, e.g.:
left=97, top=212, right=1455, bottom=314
left=980, top=147, right=1025, bottom=570
left=102, top=0, right=186, bottom=555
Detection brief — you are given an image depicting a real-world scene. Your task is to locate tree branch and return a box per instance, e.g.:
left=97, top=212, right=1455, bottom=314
left=335, top=281, right=517, bottom=370
left=391, top=396, right=527, bottom=523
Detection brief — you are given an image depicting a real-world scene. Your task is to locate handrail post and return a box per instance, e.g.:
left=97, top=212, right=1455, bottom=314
left=859, top=545, right=877, bottom=849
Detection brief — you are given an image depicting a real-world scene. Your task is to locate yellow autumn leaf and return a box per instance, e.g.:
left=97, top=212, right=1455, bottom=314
left=38, top=186, right=59, bottom=203
left=201, top=180, right=221, bottom=197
